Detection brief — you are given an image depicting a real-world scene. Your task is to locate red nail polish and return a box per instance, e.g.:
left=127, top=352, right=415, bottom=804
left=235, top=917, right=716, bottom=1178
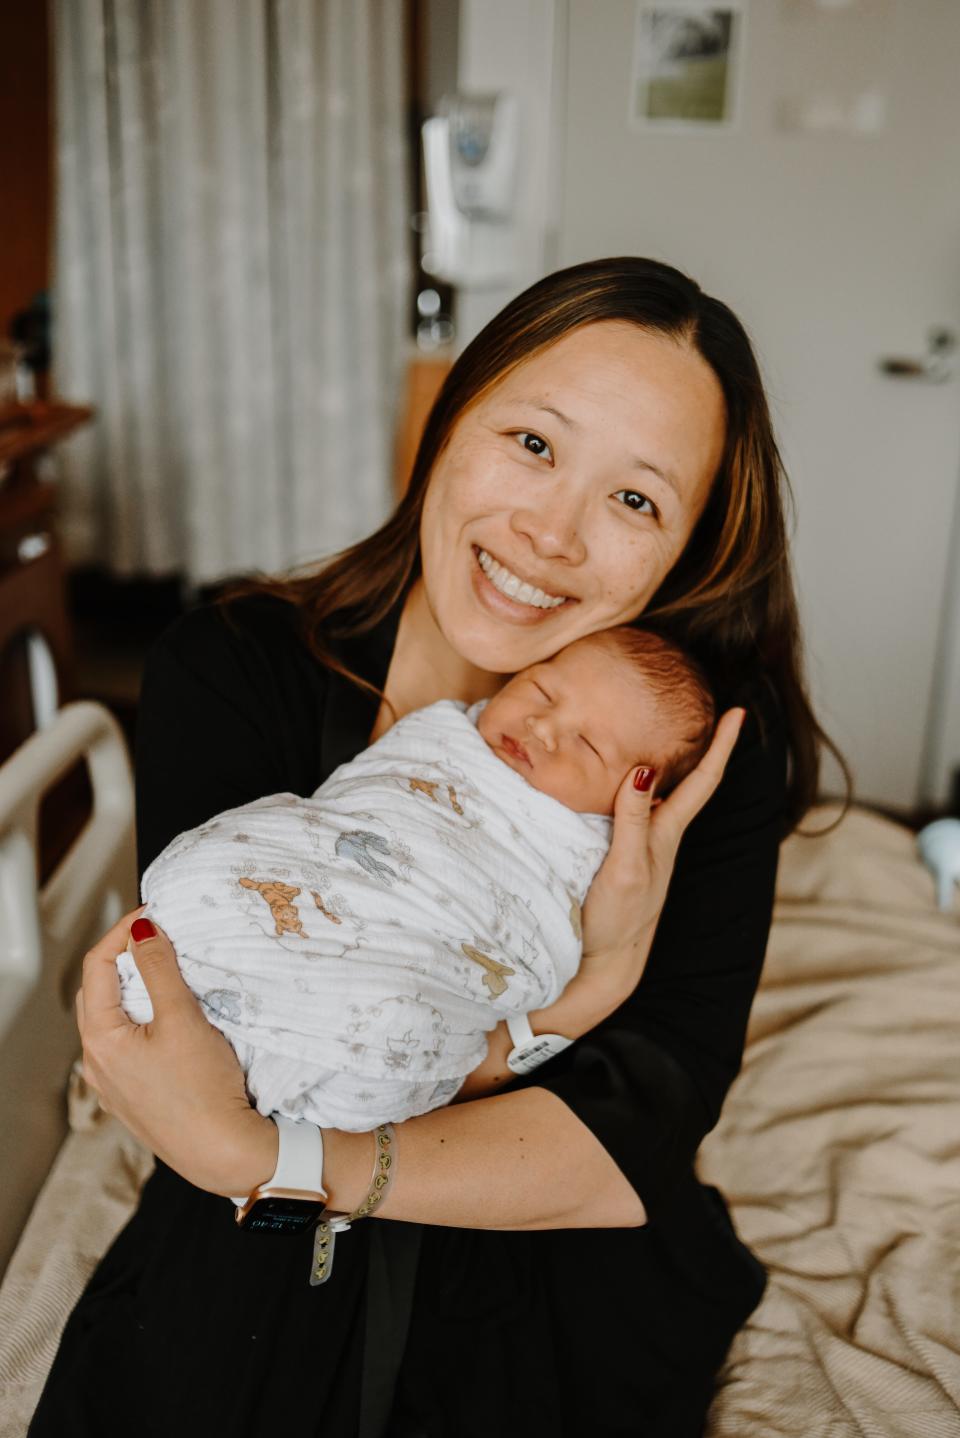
left=633, top=766, right=656, bottom=792
left=130, top=917, right=157, bottom=943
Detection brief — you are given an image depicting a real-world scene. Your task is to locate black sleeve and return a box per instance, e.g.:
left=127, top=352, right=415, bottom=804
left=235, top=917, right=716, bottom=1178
left=134, top=599, right=327, bottom=880
left=525, top=679, right=788, bottom=1220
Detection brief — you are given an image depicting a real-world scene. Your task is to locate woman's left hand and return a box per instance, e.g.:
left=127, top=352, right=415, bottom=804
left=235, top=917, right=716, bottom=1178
left=76, top=909, right=278, bottom=1196
left=579, top=705, right=747, bottom=981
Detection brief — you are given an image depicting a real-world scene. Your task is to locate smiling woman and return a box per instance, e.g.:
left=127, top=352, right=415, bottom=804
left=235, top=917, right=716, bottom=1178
left=31, top=257, right=849, bottom=1438
left=236, top=257, right=828, bottom=826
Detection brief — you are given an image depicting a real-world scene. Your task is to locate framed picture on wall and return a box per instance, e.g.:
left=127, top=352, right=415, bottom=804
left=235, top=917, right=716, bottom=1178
left=629, top=1, right=746, bottom=131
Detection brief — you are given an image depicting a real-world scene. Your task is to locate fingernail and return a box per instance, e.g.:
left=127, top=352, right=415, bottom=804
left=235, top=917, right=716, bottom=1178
left=130, top=918, right=157, bottom=943
left=633, top=766, right=656, bottom=792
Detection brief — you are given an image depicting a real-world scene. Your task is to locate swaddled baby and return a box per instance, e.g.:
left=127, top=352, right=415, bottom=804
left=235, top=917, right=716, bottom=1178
left=117, top=626, right=715, bottom=1129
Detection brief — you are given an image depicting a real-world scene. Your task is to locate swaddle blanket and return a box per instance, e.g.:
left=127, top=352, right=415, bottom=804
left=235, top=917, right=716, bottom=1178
left=117, top=700, right=611, bottom=1129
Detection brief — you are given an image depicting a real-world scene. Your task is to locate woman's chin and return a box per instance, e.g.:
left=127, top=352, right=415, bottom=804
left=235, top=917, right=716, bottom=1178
left=450, top=609, right=578, bottom=674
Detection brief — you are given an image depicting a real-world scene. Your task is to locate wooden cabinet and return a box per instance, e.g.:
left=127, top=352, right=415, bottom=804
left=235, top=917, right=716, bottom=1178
left=0, top=403, right=94, bottom=878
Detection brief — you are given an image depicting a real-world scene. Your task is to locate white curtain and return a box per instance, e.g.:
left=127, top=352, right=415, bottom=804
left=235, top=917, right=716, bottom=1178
left=53, top=0, right=410, bottom=585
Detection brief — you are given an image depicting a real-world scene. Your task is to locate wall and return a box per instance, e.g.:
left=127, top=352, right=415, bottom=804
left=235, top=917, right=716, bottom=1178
left=0, top=2, right=52, bottom=334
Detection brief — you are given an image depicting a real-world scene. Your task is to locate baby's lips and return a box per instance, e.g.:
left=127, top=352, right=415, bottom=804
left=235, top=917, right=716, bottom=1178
left=501, top=733, right=532, bottom=767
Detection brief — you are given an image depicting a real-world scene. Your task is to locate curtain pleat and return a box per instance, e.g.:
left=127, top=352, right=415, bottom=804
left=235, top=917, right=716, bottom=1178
left=53, top=0, right=410, bottom=585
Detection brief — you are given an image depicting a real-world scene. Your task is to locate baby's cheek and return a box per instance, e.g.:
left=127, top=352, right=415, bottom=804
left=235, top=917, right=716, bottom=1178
left=476, top=697, right=495, bottom=734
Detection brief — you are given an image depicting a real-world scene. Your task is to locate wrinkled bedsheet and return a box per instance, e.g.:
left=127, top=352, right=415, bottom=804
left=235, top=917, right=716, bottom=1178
left=703, top=805, right=960, bottom=1438
left=1, top=805, right=958, bottom=1437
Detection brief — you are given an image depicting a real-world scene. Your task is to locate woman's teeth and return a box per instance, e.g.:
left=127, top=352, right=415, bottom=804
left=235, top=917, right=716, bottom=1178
left=476, top=549, right=567, bottom=610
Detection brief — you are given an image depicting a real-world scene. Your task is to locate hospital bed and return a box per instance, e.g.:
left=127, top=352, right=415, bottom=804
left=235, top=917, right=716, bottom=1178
left=0, top=707, right=958, bottom=1436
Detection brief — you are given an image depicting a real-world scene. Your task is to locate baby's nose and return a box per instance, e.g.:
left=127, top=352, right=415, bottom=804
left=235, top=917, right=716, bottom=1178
left=526, top=714, right=557, bottom=752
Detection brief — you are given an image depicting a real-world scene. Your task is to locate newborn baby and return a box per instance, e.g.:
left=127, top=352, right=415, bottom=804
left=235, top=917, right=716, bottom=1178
left=117, top=626, right=715, bottom=1129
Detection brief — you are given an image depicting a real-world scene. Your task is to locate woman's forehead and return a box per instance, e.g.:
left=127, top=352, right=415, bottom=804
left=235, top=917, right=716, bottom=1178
left=482, top=322, right=723, bottom=425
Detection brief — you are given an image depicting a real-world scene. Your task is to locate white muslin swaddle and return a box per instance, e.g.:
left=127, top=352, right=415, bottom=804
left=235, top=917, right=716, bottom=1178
left=117, top=700, right=611, bottom=1129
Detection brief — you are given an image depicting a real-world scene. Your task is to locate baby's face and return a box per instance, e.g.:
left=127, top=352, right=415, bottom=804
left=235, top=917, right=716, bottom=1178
left=477, top=638, right=661, bottom=815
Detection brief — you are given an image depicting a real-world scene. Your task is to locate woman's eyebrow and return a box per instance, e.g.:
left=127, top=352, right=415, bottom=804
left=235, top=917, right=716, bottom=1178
left=528, top=401, right=577, bottom=430
left=520, top=399, right=681, bottom=499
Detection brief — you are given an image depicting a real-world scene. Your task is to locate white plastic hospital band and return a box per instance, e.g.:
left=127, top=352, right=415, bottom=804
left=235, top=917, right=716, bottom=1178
left=506, top=1014, right=574, bottom=1075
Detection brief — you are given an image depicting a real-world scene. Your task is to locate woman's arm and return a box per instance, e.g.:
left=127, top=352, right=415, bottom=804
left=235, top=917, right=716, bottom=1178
left=79, top=910, right=646, bottom=1227
left=81, top=602, right=778, bottom=1235
left=452, top=946, right=655, bottom=1103
left=325, top=1088, right=648, bottom=1229
left=81, top=699, right=750, bottom=1230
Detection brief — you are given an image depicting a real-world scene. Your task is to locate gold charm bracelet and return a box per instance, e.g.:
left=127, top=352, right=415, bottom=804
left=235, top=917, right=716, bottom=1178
left=309, top=1122, right=396, bottom=1286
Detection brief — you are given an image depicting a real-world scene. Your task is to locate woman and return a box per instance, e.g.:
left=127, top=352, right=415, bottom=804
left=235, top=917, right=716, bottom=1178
left=31, top=258, right=843, bottom=1437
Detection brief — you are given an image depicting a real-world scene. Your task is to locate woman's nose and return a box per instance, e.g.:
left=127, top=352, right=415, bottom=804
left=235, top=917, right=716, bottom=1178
left=510, top=501, right=587, bottom=566
left=526, top=714, right=557, bottom=751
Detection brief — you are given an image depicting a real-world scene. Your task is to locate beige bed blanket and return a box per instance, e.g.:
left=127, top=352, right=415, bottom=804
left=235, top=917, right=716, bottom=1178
left=1, top=804, right=958, bottom=1436
left=703, top=805, right=960, bottom=1437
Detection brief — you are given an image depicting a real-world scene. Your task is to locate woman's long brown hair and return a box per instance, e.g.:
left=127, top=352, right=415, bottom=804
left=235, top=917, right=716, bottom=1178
left=220, top=257, right=851, bottom=835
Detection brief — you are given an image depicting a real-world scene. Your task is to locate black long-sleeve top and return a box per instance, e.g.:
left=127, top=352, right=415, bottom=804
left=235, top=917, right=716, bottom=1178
left=31, top=592, right=787, bottom=1438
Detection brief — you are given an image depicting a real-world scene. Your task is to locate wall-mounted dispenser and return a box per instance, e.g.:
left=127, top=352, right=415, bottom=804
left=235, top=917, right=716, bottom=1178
left=421, top=92, right=519, bottom=290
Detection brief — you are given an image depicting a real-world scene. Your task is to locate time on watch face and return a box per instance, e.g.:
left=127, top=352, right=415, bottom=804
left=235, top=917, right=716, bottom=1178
left=243, top=1198, right=322, bottom=1234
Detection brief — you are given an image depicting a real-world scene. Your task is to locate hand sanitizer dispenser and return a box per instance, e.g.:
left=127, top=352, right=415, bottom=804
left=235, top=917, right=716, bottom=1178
left=421, top=93, right=519, bottom=289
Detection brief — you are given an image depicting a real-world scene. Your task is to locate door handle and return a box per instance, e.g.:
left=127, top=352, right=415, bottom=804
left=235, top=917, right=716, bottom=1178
left=879, top=327, right=956, bottom=382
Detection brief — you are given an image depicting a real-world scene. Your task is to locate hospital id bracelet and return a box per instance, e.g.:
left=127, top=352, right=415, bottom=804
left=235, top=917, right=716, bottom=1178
left=506, top=1014, right=574, bottom=1074
left=309, top=1122, right=397, bottom=1286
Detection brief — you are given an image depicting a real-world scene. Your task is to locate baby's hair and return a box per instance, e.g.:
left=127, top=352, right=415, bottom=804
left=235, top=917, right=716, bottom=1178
left=592, top=626, right=717, bottom=795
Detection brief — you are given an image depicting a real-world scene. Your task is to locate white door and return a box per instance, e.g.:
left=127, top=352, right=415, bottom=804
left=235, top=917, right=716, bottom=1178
left=552, top=0, right=960, bottom=813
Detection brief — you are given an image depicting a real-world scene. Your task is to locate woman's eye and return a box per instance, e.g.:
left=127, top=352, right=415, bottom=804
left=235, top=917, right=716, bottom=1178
left=613, top=489, right=657, bottom=518
left=514, top=431, right=553, bottom=461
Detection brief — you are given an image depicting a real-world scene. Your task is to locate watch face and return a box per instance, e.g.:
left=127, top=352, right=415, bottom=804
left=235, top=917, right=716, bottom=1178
left=241, top=1198, right=323, bottom=1234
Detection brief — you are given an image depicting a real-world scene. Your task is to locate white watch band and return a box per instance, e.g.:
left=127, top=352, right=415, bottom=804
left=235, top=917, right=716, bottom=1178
left=230, top=1115, right=326, bottom=1208
left=506, top=1014, right=574, bottom=1074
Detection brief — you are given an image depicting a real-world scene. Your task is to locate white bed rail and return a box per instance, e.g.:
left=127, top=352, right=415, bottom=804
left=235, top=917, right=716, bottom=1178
left=0, top=701, right=138, bottom=1278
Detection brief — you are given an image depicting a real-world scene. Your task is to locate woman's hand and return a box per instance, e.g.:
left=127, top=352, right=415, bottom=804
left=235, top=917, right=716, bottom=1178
left=579, top=706, right=747, bottom=987
left=76, top=909, right=278, bottom=1197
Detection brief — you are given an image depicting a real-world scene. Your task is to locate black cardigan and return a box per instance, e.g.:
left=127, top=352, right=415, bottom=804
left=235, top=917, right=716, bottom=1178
left=31, top=594, right=786, bottom=1438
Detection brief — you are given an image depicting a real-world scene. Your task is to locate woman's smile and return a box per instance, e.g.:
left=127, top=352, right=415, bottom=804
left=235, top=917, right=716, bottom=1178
left=470, top=544, right=576, bottom=627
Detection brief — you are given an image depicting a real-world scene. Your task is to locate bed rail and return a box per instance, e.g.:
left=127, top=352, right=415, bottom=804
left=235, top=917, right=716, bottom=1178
left=0, top=701, right=137, bottom=1278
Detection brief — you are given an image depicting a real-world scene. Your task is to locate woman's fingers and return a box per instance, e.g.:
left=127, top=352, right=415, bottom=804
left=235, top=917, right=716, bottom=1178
left=602, top=763, right=659, bottom=884
left=126, top=918, right=192, bottom=1017
left=653, top=707, right=746, bottom=850
left=80, top=904, right=146, bottom=1034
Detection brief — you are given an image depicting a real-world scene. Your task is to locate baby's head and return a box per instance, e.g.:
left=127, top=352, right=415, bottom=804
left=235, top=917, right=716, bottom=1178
left=476, top=627, right=716, bottom=815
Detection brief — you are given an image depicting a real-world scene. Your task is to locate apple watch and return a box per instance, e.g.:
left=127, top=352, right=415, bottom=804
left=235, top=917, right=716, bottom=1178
left=506, top=1013, right=574, bottom=1075
left=231, top=1114, right=329, bottom=1234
